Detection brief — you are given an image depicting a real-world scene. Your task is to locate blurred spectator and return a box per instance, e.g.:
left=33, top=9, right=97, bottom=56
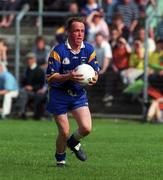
left=0, top=0, right=23, bottom=27
left=68, top=1, right=79, bottom=14
left=114, top=0, right=139, bottom=34
left=0, top=63, right=19, bottom=119
left=110, top=27, right=120, bottom=49
left=0, top=39, right=8, bottom=65
left=55, top=26, right=67, bottom=44
left=94, top=33, right=112, bottom=103
left=103, top=0, right=117, bottom=25
left=81, top=0, right=101, bottom=16
left=112, top=37, right=131, bottom=72
left=103, top=37, right=131, bottom=105
left=147, top=98, right=163, bottom=123
left=94, top=33, right=112, bottom=75
left=17, top=53, right=46, bottom=120
left=148, top=39, right=163, bottom=92
left=121, top=40, right=144, bottom=84
left=135, top=3, right=146, bottom=31
left=33, top=36, right=51, bottom=68
left=86, top=11, right=109, bottom=43
left=111, top=13, right=130, bottom=41
left=137, top=28, right=156, bottom=53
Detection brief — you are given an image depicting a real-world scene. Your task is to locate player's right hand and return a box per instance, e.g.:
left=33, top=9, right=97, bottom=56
left=69, top=70, right=84, bottom=83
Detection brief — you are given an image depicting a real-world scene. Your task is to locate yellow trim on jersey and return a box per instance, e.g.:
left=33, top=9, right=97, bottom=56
left=94, top=60, right=98, bottom=64
left=47, top=73, right=59, bottom=82
left=50, top=51, right=61, bottom=63
left=88, top=51, right=96, bottom=63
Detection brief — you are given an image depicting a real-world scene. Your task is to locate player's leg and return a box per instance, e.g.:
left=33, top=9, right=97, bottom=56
left=54, top=114, right=70, bottom=166
left=67, top=106, right=92, bottom=161
left=72, top=106, right=92, bottom=137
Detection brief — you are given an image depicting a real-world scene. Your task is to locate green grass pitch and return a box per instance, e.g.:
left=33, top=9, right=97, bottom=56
left=0, top=119, right=163, bottom=180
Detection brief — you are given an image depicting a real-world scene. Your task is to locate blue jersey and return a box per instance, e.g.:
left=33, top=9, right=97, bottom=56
left=46, top=41, right=99, bottom=95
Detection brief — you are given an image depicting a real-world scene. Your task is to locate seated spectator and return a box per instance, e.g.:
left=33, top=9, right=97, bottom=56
left=81, top=0, right=101, bottom=16
left=86, top=11, right=109, bottom=43
left=114, top=0, right=139, bottom=35
left=121, top=40, right=144, bottom=85
left=0, top=39, right=8, bottom=65
left=123, top=38, right=161, bottom=95
left=137, top=27, right=156, bottom=53
left=17, top=53, right=46, bottom=120
left=32, top=36, right=51, bottom=68
left=0, top=0, right=23, bottom=27
left=0, top=63, right=19, bottom=119
left=111, top=13, right=130, bottom=41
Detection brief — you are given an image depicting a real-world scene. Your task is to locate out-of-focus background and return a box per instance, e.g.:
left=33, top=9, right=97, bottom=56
left=0, top=0, right=163, bottom=122
left=1, top=1, right=163, bottom=179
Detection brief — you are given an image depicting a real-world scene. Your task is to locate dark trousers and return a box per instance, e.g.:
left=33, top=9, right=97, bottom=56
left=17, top=89, right=46, bottom=119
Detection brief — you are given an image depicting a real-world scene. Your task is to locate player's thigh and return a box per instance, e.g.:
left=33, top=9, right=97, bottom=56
left=71, top=106, right=92, bottom=132
left=54, top=114, right=70, bottom=137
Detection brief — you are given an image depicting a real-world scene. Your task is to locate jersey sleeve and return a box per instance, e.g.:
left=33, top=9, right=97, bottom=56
left=46, top=47, right=61, bottom=82
left=87, top=45, right=100, bottom=73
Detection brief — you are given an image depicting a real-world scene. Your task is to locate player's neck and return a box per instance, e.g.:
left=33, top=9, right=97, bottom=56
left=68, top=39, right=81, bottom=52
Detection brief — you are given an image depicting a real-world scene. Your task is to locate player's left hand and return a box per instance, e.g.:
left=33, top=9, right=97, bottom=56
left=88, top=72, right=98, bottom=86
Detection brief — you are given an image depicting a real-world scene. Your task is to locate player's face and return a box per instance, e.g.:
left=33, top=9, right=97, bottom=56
left=69, top=22, right=85, bottom=46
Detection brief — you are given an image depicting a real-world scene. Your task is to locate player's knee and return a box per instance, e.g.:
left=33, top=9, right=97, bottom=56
left=81, top=126, right=92, bottom=136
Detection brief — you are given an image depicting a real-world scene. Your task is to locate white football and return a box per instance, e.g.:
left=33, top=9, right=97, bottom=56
left=75, top=64, right=95, bottom=85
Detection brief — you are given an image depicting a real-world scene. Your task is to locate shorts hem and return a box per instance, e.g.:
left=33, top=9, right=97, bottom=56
left=71, top=104, right=88, bottom=111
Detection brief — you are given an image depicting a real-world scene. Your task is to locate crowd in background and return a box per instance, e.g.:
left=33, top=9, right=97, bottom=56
left=0, top=0, right=163, bottom=123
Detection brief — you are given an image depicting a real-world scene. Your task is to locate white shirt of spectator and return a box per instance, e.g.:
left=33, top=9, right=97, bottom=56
left=88, top=20, right=110, bottom=43
left=101, top=40, right=112, bottom=59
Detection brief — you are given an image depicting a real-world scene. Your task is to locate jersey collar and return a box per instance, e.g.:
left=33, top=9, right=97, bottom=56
left=65, top=40, right=85, bottom=54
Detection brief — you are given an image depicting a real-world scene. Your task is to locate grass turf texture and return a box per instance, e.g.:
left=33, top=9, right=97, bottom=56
left=0, top=119, right=163, bottom=180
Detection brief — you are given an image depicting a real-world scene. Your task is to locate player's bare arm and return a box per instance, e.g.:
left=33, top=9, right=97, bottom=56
left=47, top=71, right=84, bottom=83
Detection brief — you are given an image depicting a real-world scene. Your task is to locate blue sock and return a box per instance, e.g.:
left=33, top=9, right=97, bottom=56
left=55, top=152, right=66, bottom=162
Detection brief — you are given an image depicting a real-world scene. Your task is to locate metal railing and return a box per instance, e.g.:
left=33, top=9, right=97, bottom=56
left=15, top=4, right=30, bottom=84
